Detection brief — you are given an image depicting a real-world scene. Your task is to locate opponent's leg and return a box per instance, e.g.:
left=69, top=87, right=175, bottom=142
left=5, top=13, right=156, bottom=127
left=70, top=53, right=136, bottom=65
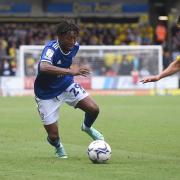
left=76, top=96, right=104, bottom=140
left=44, top=122, right=67, bottom=158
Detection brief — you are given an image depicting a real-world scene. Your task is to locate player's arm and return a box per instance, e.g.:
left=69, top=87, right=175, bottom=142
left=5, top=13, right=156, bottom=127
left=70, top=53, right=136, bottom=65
left=158, top=59, right=180, bottom=78
left=40, top=47, right=90, bottom=76
left=140, top=57, right=180, bottom=83
left=40, top=62, right=90, bottom=77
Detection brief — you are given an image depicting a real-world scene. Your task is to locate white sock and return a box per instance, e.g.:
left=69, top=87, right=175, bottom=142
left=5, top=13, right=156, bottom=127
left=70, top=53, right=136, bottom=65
left=59, top=142, right=63, bottom=148
left=82, top=123, right=90, bottom=131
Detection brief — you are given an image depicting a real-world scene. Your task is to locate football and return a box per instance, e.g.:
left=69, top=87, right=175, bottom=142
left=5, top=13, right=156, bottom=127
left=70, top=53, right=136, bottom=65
left=87, top=140, right=111, bottom=163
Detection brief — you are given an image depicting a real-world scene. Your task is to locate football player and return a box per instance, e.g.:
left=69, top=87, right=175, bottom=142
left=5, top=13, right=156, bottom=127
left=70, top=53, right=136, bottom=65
left=34, top=19, right=104, bottom=158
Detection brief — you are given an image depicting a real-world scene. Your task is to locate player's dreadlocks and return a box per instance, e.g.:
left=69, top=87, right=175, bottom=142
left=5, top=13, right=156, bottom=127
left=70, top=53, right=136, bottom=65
left=56, top=19, right=79, bottom=36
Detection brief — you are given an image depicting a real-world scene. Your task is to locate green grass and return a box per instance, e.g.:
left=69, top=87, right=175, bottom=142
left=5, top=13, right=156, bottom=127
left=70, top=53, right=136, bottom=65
left=0, top=95, right=180, bottom=180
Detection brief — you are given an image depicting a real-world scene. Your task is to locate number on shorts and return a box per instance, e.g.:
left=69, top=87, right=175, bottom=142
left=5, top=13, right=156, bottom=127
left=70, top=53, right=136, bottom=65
left=69, top=83, right=86, bottom=97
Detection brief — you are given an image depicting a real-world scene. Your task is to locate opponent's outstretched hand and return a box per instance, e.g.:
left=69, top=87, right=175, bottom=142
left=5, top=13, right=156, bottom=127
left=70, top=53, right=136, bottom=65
left=140, top=75, right=160, bottom=84
left=70, top=65, right=91, bottom=77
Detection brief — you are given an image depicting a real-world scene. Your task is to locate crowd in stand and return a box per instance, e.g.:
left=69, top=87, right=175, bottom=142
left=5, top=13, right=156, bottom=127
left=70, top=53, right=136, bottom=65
left=79, top=23, right=153, bottom=45
left=0, top=22, right=179, bottom=76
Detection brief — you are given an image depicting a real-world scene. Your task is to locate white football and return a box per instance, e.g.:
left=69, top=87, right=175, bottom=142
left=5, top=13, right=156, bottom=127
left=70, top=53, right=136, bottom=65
left=87, top=140, right=111, bottom=163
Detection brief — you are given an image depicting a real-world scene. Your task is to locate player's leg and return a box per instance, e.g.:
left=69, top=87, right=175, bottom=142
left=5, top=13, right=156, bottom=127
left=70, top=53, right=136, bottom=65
left=76, top=96, right=104, bottom=140
left=35, top=97, right=67, bottom=158
left=64, top=83, right=104, bottom=140
left=44, top=122, right=67, bottom=158
left=76, top=96, right=99, bottom=128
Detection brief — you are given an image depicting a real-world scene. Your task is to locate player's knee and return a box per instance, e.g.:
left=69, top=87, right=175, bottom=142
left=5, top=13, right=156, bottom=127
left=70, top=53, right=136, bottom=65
left=89, top=104, right=100, bottom=116
left=95, top=105, right=100, bottom=116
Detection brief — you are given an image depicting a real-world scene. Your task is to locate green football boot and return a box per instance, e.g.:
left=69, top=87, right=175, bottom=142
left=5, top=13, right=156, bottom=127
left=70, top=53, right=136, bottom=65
left=55, top=146, right=68, bottom=159
left=81, top=125, right=104, bottom=140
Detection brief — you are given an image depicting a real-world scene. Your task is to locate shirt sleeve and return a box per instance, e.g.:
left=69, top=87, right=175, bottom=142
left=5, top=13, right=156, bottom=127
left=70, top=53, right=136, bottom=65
left=176, top=55, right=180, bottom=61
left=40, top=47, right=55, bottom=64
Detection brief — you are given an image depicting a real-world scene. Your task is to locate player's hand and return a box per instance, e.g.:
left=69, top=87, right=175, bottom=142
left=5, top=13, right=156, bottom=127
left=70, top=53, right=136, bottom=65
left=79, top=66, right=91, bottom=77
left=140, top=75, right=160, bottom=83
left=70, top=66, right=91, bottom=77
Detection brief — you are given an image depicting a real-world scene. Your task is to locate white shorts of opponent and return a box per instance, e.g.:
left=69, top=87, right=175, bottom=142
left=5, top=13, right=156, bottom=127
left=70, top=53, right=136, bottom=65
left=35, top=83, right=89, bottom=125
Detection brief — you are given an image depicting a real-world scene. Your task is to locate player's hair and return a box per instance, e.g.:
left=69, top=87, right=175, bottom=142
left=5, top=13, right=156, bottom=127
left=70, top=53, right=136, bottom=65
left=56, top=18, right=79, bottom=36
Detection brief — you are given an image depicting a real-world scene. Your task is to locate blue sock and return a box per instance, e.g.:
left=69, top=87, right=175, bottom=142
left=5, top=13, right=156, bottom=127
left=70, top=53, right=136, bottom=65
left=84, top=112, right=96, bottom=128
left=47, top=136, right=60, bottom=148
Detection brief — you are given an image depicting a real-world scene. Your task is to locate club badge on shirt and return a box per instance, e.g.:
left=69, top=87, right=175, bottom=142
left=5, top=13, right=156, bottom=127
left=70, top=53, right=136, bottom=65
left=45, top=49, right=54, bottom=60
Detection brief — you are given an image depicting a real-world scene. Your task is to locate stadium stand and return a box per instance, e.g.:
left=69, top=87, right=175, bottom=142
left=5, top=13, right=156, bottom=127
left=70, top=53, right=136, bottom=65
left=0, top=0, right=179, bottom=78
left=0, top=21, right=153, bottom=76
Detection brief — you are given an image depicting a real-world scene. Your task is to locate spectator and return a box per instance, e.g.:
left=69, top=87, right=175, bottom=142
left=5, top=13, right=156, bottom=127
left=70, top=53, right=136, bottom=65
left=1, top=58, right=12, bottom=76
left=111, top=58, right=120, bottom=75
left=0, top=38, right=7, bottom=58
left=119, top=55, right=133, bottom=75
left=163, top=48, right=172, bottom=69
left=155, top=21, right=167, bottom=45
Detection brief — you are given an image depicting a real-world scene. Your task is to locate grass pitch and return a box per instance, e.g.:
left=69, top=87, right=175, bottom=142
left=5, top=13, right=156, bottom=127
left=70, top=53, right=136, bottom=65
left=0, top=95, right=180, bottom=180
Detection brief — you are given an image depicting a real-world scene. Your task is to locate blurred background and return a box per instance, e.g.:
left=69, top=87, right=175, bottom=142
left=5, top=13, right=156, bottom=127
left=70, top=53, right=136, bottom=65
left=0, top=0, right=179, bottom=96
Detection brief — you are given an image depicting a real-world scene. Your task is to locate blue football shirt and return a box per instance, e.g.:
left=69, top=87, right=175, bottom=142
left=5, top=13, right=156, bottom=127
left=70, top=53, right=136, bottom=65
left=34, top=40, right=79, bottom=99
